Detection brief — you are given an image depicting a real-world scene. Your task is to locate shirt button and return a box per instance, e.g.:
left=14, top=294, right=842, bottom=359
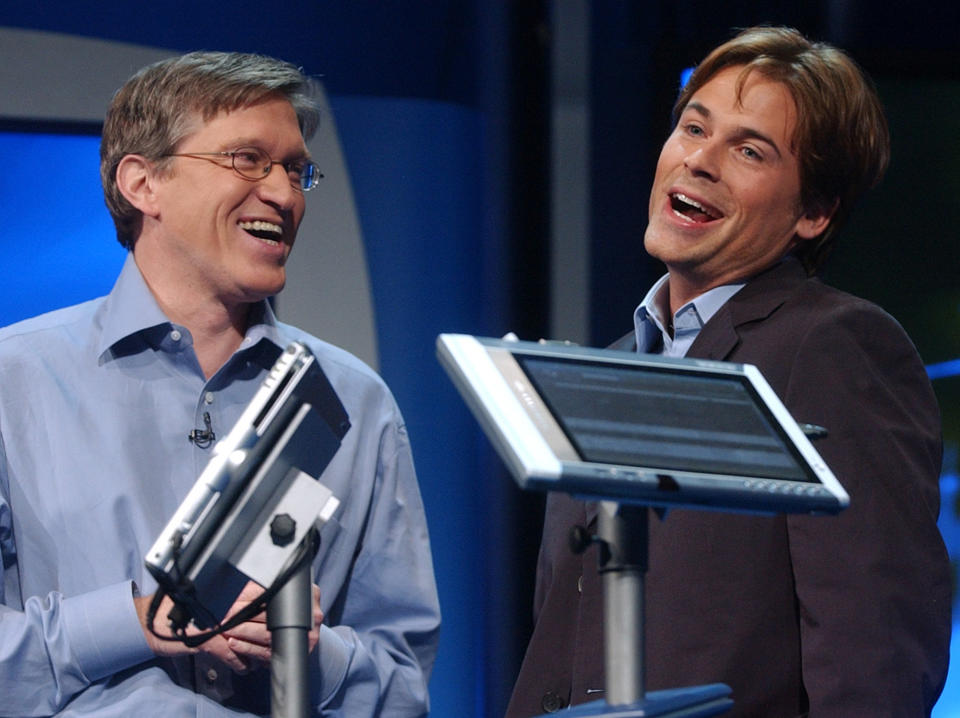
left=205, top=667, right=218, bottom=684
left=204, top=392, right=215, bottom=405
left=170, top=329, right=182, bottom=342
left=541, top=690, right=566, bottom=713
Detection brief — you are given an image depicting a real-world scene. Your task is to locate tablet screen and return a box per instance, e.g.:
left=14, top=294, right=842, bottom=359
left=516, top=355, right=811, bottom=482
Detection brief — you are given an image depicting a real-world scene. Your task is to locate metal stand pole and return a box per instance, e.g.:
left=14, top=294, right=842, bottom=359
left=536, top=502, right=732, bottom=718
left=598, top=501, right=647, bottom=705
left=268, top=548, right=313, bottom=718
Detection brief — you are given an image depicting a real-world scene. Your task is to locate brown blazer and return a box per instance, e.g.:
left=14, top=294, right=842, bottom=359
left=506, top=259, right=951, bottom=717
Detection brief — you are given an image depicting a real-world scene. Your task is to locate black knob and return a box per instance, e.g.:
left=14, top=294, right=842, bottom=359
left=270, top=513, right=297, bottom=547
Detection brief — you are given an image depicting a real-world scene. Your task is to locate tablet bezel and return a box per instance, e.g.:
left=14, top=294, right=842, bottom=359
left=438, top=333, right=849, bottom=515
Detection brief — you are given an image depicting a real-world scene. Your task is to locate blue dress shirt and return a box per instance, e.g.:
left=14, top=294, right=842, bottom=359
left=633, top=274, right=745, bottom=357
left=0, top=255, right=440, bottom=717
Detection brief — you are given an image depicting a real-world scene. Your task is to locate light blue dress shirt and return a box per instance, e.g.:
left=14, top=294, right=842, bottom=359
left=0, top=255, right=440, bottom=717
left=633, top=274, right=745, bottom=357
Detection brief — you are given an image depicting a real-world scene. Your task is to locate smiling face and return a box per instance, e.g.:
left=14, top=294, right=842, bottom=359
left=142, top=96, right=309, bottom=310
left=644, top=65, right=830, bottom=309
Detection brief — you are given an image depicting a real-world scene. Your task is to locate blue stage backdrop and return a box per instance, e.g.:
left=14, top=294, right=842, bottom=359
left=3, top=92, right=960, bottom=718
left=0, top=132, right=126, bottom=326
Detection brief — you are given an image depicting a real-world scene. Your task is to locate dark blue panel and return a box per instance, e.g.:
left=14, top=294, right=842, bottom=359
left=330, top=95, right=490, bottom=716
left=0, top=1, right=480, bottom=103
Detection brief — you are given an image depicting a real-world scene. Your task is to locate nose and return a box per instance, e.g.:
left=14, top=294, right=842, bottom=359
left=683, top=142, right=722, bottom=181
left=256, top=164, right=301, bottom=211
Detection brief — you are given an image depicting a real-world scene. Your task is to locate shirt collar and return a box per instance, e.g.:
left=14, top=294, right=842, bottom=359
left=96, top=253, right=284, bottom=360
left=633, top=273, right=745, bottom=355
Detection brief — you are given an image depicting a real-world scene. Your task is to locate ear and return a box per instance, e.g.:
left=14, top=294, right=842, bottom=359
left=115, top=154, right=162, bottom=218
left=794, top=199, right=838, bottom=241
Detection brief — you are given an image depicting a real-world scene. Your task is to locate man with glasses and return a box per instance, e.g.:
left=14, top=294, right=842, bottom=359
left=0, top=51, right=440, bottom=716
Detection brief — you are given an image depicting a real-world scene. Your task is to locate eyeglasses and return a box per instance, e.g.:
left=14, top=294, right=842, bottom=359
left=165, top=146, right=321, bottom=191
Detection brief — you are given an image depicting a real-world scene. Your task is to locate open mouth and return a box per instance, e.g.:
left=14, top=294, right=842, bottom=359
left=239, top=220, right=283, bottom=246
left=669, top=192, right=722, bottom=223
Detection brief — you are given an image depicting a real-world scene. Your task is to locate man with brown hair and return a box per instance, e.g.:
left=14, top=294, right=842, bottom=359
left=507, top=26, right=950, bottom=717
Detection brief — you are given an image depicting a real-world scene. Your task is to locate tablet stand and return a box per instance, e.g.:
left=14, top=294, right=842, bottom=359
left=537, top=502, right=732, bottom=718
left=267, top=543, right=316, bottom=718
left=148, top=344, right=348, bottom=718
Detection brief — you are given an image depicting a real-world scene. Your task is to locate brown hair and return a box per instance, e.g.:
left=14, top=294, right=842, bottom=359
left=675, top=26, right=889, bottom=274
left=100, top=51, right=321, bottom=249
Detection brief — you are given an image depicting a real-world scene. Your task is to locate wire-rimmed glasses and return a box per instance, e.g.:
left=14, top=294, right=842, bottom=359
left=165, top=146, right=321, bottom=191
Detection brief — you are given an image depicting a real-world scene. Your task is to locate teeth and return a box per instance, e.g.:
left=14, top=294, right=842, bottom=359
left=238, top=220, right=282, bottom=234
left=673, top=193, right=704, bottom=211
left=671, top=192, right=719, bottom=219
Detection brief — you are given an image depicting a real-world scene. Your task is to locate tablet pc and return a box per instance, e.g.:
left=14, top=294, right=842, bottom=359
left=437, top=334, right=848, bottom=515
left=145, top=341, right=350, bottom=624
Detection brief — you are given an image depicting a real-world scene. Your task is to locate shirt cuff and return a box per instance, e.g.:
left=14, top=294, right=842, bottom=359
left=61, top=580, right=154, bottom=683
left=314, top=624, right=350, bottom=703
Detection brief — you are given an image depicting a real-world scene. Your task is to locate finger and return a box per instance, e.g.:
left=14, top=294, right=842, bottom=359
left=218, top=580, right=268, bottom=622
left=223, top=622, right=272, bottom=648
left=236, top=581, right=266, bottom=602
left=227, top=636, right=272, bottom=666
left=229, top=609, right=268, bottom=626
left=308, top=584, right=323, bottom=654
left=201, top=635, right=252, bottom=674
left=307, top=626, right=321, bottom=655
left=312, top=584, right=324, bottom=628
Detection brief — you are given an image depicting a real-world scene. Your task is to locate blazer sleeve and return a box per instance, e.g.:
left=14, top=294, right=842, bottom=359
left=781, top=300, right=951, bottom=716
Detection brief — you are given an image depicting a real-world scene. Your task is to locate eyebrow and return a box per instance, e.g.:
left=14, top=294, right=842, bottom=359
left=220, top=138, right=310, bottom=160
left=682, top=101, right=784, bottom=160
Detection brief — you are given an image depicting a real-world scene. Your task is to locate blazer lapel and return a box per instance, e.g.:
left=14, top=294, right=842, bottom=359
left=687, top=258, right=807, bottom=361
